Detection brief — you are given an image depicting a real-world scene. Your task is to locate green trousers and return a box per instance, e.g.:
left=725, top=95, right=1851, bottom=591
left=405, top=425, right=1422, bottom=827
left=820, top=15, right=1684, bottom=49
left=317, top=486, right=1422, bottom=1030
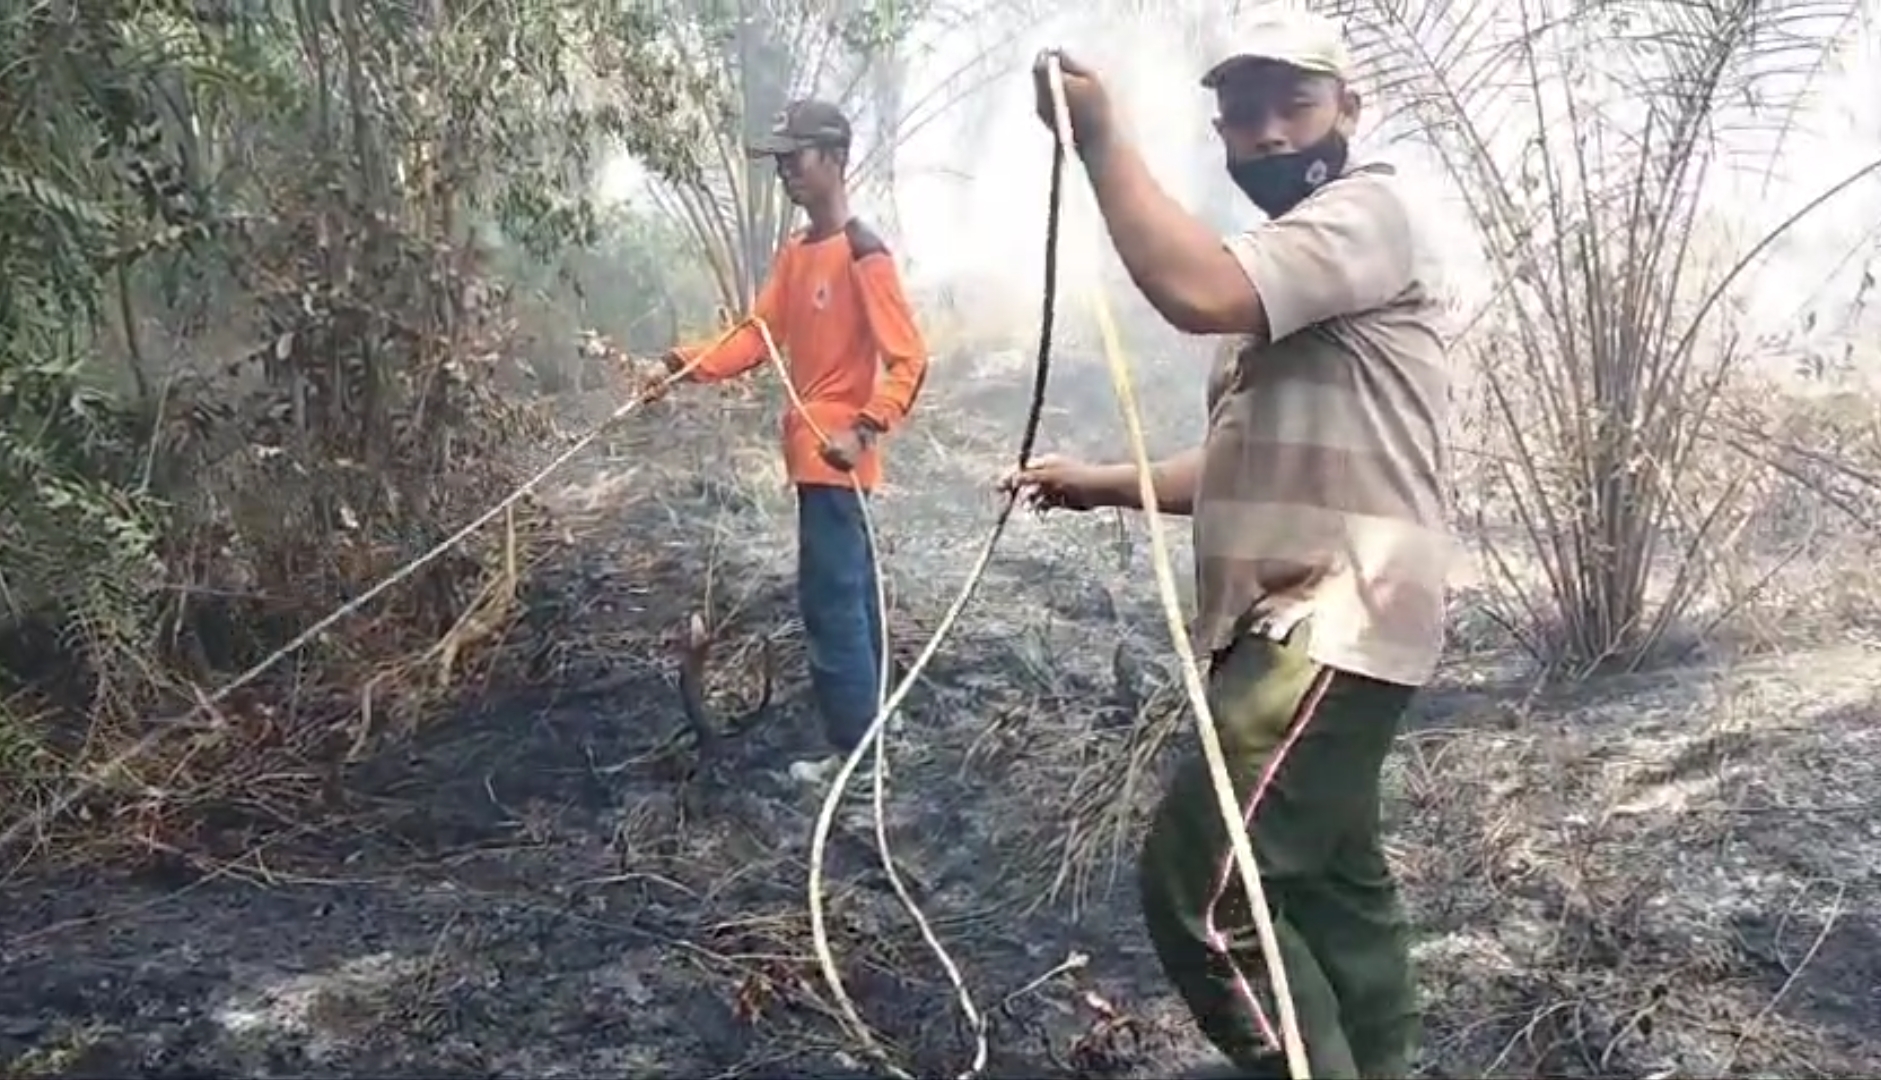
left=1139, top=630, right=1419, bottom=1079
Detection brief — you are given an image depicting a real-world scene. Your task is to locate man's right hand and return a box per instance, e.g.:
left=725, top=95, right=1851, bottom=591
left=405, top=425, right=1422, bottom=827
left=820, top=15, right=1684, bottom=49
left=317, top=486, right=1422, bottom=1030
left=1000, top=453, right=1112, bottom=513
left=1031, top=50, right=1114, bottom=152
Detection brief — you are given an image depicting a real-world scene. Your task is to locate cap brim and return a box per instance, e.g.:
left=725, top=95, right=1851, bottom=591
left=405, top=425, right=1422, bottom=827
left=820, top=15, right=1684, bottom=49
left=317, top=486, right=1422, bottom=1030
left=746, top=134, right=804, bottom=158
left=1201, top=53, right=1344, bottom=88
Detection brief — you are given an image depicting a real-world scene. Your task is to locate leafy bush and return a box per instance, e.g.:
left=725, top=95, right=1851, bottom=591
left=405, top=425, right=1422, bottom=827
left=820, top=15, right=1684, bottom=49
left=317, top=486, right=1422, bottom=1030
left=0, top=0, right=702, bottom=864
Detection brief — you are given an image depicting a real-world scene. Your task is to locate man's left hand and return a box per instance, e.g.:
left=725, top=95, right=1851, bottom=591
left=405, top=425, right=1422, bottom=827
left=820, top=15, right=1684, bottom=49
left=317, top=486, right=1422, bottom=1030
left=820, top=426, right=874, bottom=471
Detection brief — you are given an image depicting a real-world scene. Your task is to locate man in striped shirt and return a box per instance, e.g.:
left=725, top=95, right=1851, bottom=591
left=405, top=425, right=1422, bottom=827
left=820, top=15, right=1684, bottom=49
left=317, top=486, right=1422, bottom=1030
left=1007, top=11, right=1450, bottom=1079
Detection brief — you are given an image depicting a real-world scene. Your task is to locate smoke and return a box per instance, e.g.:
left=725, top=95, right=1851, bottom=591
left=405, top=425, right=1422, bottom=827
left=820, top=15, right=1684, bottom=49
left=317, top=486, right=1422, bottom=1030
left=890, top=9, right=1250, bottom=370
left=885, top=7, right=1483, bottom=365
left=892, top=15, right=1206, bottom=298
left=888, top=2, right=1881, bottom=354
left=592, top=3, right=1881, bottom=386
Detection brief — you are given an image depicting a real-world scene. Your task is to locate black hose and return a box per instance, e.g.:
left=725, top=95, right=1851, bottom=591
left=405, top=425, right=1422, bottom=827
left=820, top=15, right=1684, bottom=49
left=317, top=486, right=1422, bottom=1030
left=1016, top=68, right=1066, bottom=470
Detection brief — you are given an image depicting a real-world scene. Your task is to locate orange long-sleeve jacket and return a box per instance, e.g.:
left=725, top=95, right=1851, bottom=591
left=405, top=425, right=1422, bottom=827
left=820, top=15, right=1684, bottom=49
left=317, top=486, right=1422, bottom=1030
left=673, top=218, right=929, bottom=492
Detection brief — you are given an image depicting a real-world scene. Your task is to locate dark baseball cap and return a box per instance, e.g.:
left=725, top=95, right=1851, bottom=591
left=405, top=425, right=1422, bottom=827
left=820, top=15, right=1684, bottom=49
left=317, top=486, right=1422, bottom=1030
left=747, top=99, right=853, bottom=157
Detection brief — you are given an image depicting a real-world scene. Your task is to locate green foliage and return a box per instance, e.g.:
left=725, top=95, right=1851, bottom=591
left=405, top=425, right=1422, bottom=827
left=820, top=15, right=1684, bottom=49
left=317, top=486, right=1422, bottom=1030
left=569, top=206, right=721, bottom=352
left=0, top=1, right=186, bottom=704
left=1, top=0, right=704, bottom=857
left=491, top=201, right=720, bottom=390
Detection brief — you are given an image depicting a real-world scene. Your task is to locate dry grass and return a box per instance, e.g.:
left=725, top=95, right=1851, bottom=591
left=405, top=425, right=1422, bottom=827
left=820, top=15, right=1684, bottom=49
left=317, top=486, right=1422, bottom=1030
left=0, top=170, right=583, bottom=876
left=1400, top=650, right=1881, bottom=1078
left=6, top=323, right=1881, bottom=1079
left=0, top=424, right=562, bottom=877
left=1007, top=608, right=1881, bottom=1077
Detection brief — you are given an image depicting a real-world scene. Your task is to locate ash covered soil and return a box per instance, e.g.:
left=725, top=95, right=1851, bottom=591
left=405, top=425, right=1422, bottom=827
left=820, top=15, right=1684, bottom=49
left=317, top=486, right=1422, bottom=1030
left=6, top=350, right=1881, bottom=1079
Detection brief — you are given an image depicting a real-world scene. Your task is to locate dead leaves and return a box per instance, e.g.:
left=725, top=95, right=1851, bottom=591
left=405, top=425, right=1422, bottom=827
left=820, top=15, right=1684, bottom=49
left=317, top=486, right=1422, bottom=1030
left=1067, top=989, right=1151, bottom=1075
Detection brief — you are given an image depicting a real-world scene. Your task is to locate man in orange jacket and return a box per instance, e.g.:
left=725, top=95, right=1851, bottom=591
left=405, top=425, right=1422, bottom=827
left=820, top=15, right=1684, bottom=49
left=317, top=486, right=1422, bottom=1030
left=655, top=99, right=930, bottom=784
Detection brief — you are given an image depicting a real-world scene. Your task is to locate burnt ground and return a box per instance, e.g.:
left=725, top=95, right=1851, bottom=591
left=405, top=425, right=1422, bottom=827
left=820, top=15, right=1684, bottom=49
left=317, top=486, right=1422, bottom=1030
left=5, top=349, right=1881, bottom=1079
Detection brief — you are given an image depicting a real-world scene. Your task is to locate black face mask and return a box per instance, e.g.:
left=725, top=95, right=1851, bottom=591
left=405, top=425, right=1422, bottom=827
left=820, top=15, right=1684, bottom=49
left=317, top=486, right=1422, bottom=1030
left=1226, top=131, right=1349, bottom=218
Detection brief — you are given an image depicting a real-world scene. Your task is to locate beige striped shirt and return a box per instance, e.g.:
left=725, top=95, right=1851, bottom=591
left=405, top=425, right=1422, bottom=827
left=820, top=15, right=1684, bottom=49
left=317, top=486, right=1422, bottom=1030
left=1193, top=163, right=1451, bottom=687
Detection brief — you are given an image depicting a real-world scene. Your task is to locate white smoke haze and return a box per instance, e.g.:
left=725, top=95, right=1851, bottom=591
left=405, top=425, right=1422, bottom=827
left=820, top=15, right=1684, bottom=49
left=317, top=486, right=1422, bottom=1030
left=600, top=0, right=1881, bottom=384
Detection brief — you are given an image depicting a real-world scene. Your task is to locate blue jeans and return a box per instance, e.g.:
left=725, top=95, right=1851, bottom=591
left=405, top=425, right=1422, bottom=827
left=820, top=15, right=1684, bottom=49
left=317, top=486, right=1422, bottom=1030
left=796, top=483, right=886, bottom=752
